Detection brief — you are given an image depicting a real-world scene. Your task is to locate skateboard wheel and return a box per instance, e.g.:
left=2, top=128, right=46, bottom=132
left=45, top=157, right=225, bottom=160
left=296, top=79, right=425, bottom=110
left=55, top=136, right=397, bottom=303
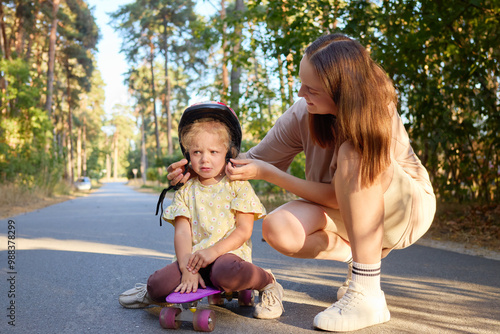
left=159, top=307, right=181, bottom=329
left=238, top=290, right=255, bottom=306
left=193, top=309, right=215, bottom=332
left=207, top=293, right=223, bottom=306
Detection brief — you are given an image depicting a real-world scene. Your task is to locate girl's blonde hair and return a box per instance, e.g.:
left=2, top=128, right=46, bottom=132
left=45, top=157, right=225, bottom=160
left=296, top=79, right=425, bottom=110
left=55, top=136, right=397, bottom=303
left=305, top=34, right=396, bottom=186
left=181, top=118, right=231, bottom=153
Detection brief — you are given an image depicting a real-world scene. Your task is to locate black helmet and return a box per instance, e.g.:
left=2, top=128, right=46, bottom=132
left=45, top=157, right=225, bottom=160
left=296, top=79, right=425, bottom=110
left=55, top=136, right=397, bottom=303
left=178, top=101, right=242, bottom=164
left=155, top=101, right=241, bottom=225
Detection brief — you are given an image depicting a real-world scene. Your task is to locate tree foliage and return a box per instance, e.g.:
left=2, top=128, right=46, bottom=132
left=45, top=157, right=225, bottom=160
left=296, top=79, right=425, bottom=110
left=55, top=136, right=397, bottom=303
left=372, top=0, right=500, bottom=203
left=0, top=0, right=104, bottom=189
left=2, top=0, right=499, bottom=203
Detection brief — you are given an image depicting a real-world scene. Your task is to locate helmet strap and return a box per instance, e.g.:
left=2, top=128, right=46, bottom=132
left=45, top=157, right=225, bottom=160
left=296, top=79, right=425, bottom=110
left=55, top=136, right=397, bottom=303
left=155, top=158, right=190, bottom=226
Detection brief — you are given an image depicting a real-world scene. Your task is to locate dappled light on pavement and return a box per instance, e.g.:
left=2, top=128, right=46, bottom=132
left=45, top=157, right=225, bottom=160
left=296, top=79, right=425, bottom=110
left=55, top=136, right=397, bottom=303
left=0, top=235, right=174, bottom=260
left=258, top=264, right=500, bottom=333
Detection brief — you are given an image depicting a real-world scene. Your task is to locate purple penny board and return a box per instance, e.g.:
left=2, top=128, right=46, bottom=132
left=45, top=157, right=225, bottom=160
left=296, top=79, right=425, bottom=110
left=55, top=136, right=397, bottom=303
left=166, top=286, right=221, bottom=304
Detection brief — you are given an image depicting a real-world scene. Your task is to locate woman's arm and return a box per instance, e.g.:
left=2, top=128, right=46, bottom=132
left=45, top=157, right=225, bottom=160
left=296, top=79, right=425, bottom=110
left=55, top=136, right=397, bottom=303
left=226, top=158, right=339, bottom=209
left=187, top=211, right=254, bottom=274
left=174, top=216, right=206, bottom=292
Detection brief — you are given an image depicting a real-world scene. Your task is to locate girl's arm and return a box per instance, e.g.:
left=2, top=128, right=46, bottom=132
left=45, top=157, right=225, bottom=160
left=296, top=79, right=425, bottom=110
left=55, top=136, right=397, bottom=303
left=174, top=216, right=206, bottom=292
left=226, top=158, right=339, bottom=209
left=187, top=211, right=254, bottom=274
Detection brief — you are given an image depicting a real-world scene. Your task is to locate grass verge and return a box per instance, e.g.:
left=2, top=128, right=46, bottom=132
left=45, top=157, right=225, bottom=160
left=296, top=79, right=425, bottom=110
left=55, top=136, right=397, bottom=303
left=426, top=201, right=500, bottom=252
left=0, top=180, right=98, bottom=220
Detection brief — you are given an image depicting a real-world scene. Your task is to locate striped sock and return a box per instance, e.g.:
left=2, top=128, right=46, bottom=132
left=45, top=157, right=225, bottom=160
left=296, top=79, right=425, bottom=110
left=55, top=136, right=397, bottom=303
left=352, top=261, right=381, bottom=296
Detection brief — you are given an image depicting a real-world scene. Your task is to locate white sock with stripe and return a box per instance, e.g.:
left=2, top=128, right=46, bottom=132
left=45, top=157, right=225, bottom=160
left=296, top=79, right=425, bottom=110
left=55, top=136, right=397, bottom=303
left=351, top=261, right=381, bottom=296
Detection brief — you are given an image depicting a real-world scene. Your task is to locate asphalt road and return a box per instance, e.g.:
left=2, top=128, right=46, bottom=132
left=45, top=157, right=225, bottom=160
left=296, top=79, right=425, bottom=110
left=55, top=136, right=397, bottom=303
left=1, top=182, right=499, bottom=334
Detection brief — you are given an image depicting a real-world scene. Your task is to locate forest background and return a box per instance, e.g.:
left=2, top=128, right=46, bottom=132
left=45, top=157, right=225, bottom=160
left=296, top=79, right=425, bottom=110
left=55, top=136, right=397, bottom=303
left=0, top=0, right=499, bottom=251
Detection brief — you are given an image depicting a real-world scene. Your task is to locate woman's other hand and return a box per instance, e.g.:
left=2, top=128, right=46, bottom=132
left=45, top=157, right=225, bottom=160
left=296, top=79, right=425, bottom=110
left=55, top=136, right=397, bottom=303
left=166, top=159, right=191, bottom=186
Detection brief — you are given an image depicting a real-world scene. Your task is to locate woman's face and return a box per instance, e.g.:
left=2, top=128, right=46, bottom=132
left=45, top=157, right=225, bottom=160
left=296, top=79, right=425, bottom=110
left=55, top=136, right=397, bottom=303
left=298, top=55, right=338, bottom=116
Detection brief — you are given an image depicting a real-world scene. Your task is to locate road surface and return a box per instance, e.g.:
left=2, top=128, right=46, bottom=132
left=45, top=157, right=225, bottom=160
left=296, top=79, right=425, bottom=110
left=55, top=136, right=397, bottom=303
left=1, top=182, right=499, bottom=333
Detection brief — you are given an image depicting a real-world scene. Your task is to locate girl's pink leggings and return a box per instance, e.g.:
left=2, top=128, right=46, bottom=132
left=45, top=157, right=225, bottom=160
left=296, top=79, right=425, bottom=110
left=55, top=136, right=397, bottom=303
left=147, top=253, right=273, bottom=302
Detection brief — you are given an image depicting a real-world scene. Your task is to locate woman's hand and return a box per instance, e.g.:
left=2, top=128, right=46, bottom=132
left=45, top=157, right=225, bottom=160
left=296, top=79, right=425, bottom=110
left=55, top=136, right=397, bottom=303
left=187, top=248, right=218, bottom=274
left=226, top=158, right=268, bottom=181
left=166, top=159, right=192, bottom=186
left=175, top=271, right=206, bottom=294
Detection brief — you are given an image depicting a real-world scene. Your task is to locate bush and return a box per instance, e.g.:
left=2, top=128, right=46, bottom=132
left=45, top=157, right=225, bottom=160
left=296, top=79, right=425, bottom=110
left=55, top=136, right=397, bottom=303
left=162, top=151, right=185, bottom=168
left=146, top=167, right=159, bottom=181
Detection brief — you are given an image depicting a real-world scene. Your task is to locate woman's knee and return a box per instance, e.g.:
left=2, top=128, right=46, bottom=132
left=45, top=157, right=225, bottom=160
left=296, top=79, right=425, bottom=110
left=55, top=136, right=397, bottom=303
left=262, top=211, right=288, bottom=245
left=262, top=210, right=303, bottom=255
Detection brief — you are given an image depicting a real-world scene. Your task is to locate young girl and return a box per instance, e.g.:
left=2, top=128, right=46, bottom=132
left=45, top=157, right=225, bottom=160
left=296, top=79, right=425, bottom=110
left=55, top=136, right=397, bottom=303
left=119, top=102, right=284, bottom=320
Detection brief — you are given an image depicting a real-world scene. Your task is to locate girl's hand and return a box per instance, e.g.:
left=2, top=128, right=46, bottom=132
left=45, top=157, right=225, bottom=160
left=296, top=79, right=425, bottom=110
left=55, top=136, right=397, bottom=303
left=167, top=159, right=192, bottom=186
left=175, top=271, right=206, bottom=294
left=187, top=248, right=218, bottom=274
left=226, top=158, right=266, bottom=181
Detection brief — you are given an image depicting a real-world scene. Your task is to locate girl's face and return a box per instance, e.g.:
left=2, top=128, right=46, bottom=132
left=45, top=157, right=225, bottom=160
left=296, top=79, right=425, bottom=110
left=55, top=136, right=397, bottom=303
left=298, top=55, right=338, bottom=116
left=188, top=132, right=227, bottom=185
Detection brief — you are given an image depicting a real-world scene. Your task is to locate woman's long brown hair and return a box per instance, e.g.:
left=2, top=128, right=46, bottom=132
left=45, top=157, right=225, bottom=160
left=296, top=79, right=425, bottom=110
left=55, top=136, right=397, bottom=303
left=305, top=34, right=396, bottom=186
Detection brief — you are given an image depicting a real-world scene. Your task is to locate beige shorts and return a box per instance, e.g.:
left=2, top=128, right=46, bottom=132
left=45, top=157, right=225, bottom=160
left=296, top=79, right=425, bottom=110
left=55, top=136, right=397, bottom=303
left=321, top=161, right=436, bottom=257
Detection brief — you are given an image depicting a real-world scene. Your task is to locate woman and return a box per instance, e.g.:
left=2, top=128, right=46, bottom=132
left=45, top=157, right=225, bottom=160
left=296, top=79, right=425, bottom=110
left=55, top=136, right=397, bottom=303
left=167, top=34, right=436, bottom=332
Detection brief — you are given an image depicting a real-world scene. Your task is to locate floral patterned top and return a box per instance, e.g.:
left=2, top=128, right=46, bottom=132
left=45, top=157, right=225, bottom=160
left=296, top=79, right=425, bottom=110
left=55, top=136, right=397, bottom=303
left=163, top=176, right=266, bottom=263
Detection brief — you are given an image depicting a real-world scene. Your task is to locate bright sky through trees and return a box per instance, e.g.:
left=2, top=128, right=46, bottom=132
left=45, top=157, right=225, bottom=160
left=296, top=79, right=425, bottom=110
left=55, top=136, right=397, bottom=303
left=87, top=0, right=215, bottom=114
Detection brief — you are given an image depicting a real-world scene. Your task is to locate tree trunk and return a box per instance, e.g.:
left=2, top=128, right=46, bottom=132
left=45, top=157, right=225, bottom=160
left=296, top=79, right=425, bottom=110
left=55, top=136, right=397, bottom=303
left=57, top=100, right=64, bottom=158
left=14, top=14, right=25, bottom=57
left=76, top=126, right=82, bottom=178
left=113, top=131, right=119, bottom=180
left=24, top=9, right=42, bottom=62
left=106, top=154, right=111, bottom=180
left=0, top=3, right=10, bottom=60
left=0, top=3, right=8, bottom=109
left=24, top=32, right=33, bottom=62
left=278, top=56, right=286, bottom=109
left=45, top=0, right=60, bottom=118
left=63, top=124, right=68, bottom=180
left=286, top=53, right=294, bottom=106
left=162, top=17, right=173, bottom=155
left=149, top=39, right=162, bottom=163
left=82, top=116, right=87, bottom=176
left=265, top=67, right=272, bottom=118
left=35, top=37, right=43, bottom=78
left=66, top=71, right=74, bottom=183
left=229, top=0, right=245, bottom=112
left=220, top=0, right=229, bottom=102
left=140, top=110, right=147, bottom=184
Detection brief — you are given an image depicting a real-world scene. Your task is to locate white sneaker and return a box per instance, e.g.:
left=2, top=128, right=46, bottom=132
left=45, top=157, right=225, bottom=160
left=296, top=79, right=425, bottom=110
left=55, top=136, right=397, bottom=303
left=336, top=261, right=353, bottom=300
left=314, top=281, right=390, bottom=332
left=336, top=278, right=351, bottom=301
left=253, top=271, right=284, bottom=319
left=119, top=283, right=158, bottom=308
